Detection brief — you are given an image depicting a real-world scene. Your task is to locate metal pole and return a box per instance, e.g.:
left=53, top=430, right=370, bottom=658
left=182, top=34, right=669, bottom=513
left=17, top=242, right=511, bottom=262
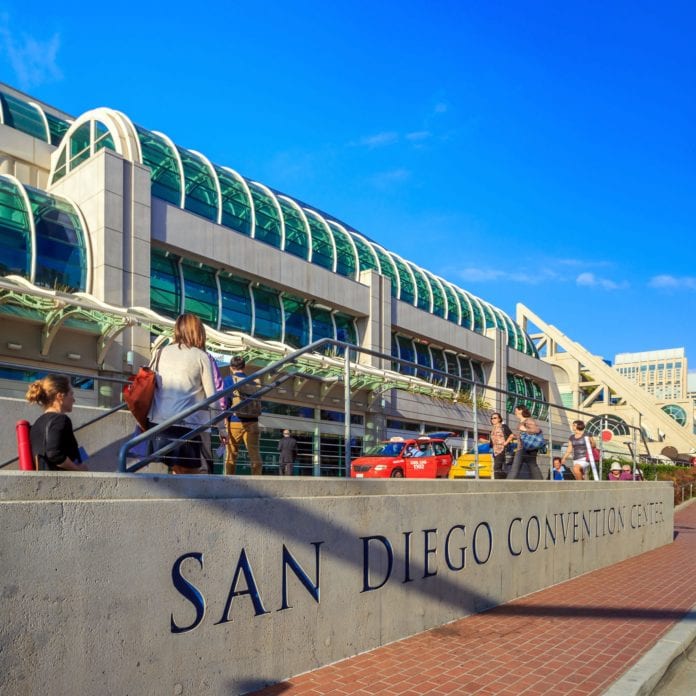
left=344, top=348, right=351, bottom=478
left=547, top=404, right=553, bottom=480
left=472, top=383, right=479, bottom=478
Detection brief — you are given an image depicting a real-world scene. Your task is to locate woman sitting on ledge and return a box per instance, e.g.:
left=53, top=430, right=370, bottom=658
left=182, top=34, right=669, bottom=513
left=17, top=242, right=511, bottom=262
left=26, top=374, right=88, bottom=471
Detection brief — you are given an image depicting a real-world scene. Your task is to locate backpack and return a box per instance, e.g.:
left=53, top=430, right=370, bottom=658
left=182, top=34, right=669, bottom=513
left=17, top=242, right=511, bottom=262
left=231, top=371, right=262, bottom=418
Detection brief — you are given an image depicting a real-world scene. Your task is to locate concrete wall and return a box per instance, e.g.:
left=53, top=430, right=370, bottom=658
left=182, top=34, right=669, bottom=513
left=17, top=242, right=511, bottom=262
left=0, top=473, right=673, bottom=695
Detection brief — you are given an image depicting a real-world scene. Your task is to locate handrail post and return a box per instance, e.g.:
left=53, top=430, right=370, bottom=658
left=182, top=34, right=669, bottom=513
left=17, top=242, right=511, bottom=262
left=472, top=383, right=479, bottom=478
left=344, top=347, right=351, bottom=478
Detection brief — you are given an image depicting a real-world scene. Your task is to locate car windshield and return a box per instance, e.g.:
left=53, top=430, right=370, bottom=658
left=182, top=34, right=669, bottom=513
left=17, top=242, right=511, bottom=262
left=362, top=442, right=406, bottom=457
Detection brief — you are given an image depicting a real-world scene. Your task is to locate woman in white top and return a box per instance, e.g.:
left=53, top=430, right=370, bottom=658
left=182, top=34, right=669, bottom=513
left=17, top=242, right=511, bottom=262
left=149, top=313, right=218, bottom=474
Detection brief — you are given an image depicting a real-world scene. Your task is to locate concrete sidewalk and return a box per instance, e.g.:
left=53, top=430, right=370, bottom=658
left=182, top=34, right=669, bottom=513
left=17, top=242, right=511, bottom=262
left=253, top=499, right=696, bottom=696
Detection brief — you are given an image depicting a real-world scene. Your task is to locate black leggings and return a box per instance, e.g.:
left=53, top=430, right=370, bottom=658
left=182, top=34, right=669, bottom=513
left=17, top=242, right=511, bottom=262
left=507, top=448, right=543, bottom=480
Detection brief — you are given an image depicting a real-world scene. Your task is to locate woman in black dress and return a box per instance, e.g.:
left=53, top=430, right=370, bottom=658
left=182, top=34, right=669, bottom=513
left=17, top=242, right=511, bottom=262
left=26, top=374, right=88, bottom=471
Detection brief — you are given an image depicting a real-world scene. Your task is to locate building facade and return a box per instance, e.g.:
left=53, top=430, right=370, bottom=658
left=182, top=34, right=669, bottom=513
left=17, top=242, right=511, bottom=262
left=2, top=81, right=693, bottom=468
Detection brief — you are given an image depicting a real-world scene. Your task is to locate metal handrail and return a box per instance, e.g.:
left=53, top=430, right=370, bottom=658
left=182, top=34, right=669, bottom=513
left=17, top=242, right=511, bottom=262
left=116, top=336, right=647, bottom=476
left=118, top=339, right=349, bottom=472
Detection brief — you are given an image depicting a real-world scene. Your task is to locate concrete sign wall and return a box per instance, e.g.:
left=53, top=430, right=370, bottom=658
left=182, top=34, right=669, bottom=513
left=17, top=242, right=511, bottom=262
left=0, top=473, right=673, bottom=695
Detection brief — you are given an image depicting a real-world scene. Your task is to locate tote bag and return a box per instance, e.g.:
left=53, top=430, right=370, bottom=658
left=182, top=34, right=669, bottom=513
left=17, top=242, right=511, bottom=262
left=123, top=350, right=161, bottom=431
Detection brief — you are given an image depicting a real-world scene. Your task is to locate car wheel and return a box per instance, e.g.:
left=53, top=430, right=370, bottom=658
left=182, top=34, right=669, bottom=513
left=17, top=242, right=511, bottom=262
left=390, top=468, right=404, bottom=478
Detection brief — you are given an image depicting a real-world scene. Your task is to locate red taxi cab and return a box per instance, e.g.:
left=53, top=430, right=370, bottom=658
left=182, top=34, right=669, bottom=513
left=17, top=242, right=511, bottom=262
left=350, top=436, right=453, bottom=479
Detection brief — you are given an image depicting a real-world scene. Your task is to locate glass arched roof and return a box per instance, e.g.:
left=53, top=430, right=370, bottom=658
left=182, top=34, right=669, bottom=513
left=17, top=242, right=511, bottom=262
left=42, top=106, right=538, bottom=357
left=0, top=174, right=89, bottom=292
left=0, top=89, right=72, bottom=146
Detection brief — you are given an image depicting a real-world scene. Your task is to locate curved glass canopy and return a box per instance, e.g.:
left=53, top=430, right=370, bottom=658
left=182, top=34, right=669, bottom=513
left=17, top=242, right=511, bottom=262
left=0, top=174, right=88, bottom=292
left=0, top=89, right=72, bottom=146
left=42, top=106, right=537, bottom=356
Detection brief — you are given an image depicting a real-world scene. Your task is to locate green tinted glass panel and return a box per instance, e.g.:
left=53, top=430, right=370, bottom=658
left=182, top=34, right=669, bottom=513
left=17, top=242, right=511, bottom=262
left=514, top=375, right=530, bottom=409
left=94, top=121, right=115, bottom=154
left=310, top=306, right=334, bottom=353
left=391, top=255, right=414, bottom=304
left=506, top=374, right=517, bottom=413
left=249, top=184, right=282, bottom=248
left=430, top=347, right=446, bottom=386
left=506, top=317, right=525, bottom=352
left=26, top=185, right=86, bottom=292
left=178, top=147, right=218, bottom=221
left=306, top=212, right=334, bottom=271
left=391, top=333, right=400, bottom=372
left=219, top=274, right=252, bottom=333
left=351, top=233, right=379, bottom=274
left=467, top=293, right=484, bottom=332
left=0, top=176, right=31, bottom=277
left=409, top=263, right=431, bottom=312
left=500, top=312, right=518, bottom=349
left=414, top=342, right=431, bottom=381
left=396, top=335, right=415, bottom=376
left=252, top=285, right=282, bottom=340
left=214, top=166, right=252, bottom=235
left=52, top=148, right=67, bottom=183
left=181, top=259, right=218, bottom=325
left=45, top=112, right=71, bottom=146
left=472, top=361, right=485, bottom=384
left=444, top=351, right=460, bottom=390
left=662, top=404, right=687, bottom=426
left=69, top=122, right=91, bottom=169
left=334, top=313, right=357, bottom=346
left=424, top=271, right=446, bottom=318
left=0, top=92, right=47, bottom=140
left=458, top=356, right=473, bottom=389
left=282, top=295, right=309, bottom=348
left=372, top=245, right=398, bottom=297
left=532, top=381, right=547, bottom=419
left=327, top=222, right=357, bottom=279
left=136, top=126, right=181, bottom=205
left=150, top=249, right=181, bottom=318
left=440, top=281, right=460, bottom=324
left=454, top=288, right=473, bottom=329
left=479, top=302, right=498, bottom=331
left=278, top=198, right=309, bottom=260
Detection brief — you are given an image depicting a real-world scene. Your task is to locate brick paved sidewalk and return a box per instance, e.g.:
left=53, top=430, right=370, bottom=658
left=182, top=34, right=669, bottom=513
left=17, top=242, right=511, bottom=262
left=254, top=500, right=696, bottom=696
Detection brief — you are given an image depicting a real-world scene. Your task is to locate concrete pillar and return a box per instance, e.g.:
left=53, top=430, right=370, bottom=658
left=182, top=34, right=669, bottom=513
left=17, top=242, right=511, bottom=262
left=487, top=328, right=508, bottom=415
left=357, top=269, right=391, bottom=447
left=50, top=148, right=152, bottom=371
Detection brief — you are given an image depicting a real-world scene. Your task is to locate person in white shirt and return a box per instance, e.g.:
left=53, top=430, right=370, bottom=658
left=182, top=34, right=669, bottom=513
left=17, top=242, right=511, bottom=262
left=149, top=313, right=221, bottom=474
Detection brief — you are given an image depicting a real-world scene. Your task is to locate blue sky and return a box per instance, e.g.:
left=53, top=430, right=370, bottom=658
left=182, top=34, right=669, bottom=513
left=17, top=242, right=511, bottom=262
left=2, top=1, right=694, bottom=368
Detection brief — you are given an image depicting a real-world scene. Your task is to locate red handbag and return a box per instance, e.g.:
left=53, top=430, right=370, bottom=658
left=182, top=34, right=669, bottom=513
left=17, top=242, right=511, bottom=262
left=123, top=350, right=161, bottom=431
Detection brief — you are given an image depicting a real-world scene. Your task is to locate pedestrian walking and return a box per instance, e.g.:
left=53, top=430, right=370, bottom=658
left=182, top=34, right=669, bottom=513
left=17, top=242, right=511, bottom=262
left=277, top=428, right=298, bottom=476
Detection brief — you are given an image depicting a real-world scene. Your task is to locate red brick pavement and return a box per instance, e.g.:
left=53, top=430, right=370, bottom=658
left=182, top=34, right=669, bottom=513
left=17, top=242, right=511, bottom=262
left=253, top=501, right=696, bottom=695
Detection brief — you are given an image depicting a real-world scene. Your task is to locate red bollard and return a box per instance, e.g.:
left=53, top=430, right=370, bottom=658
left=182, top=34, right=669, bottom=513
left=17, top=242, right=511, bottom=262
left=16, top=420, right=35, bottom=471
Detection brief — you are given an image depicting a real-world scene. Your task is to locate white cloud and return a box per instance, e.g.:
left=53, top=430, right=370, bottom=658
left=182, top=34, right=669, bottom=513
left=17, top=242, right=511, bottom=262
left=576, top=272, right=628, bottom=290
left=368, top=168, right=411, bottom=189
left=648, top=274, right=696, bottom=290
left=0, top=17, right=62, bottom=89
left=458, top=267, right=560, bottom=285
left=433, top=102, right=449, bottom=114
left=405, top=130, right=431, bottom=142
left=354, top=131, right=399, bottom=148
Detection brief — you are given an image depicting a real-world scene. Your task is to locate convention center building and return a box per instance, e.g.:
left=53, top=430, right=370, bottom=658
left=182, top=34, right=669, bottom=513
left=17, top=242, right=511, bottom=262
left=1, top=82, right=692, bottom=469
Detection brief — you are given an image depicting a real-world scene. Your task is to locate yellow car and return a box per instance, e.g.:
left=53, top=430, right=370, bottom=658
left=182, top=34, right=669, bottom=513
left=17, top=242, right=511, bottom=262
left=448, top=443, right=494, bottom=479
